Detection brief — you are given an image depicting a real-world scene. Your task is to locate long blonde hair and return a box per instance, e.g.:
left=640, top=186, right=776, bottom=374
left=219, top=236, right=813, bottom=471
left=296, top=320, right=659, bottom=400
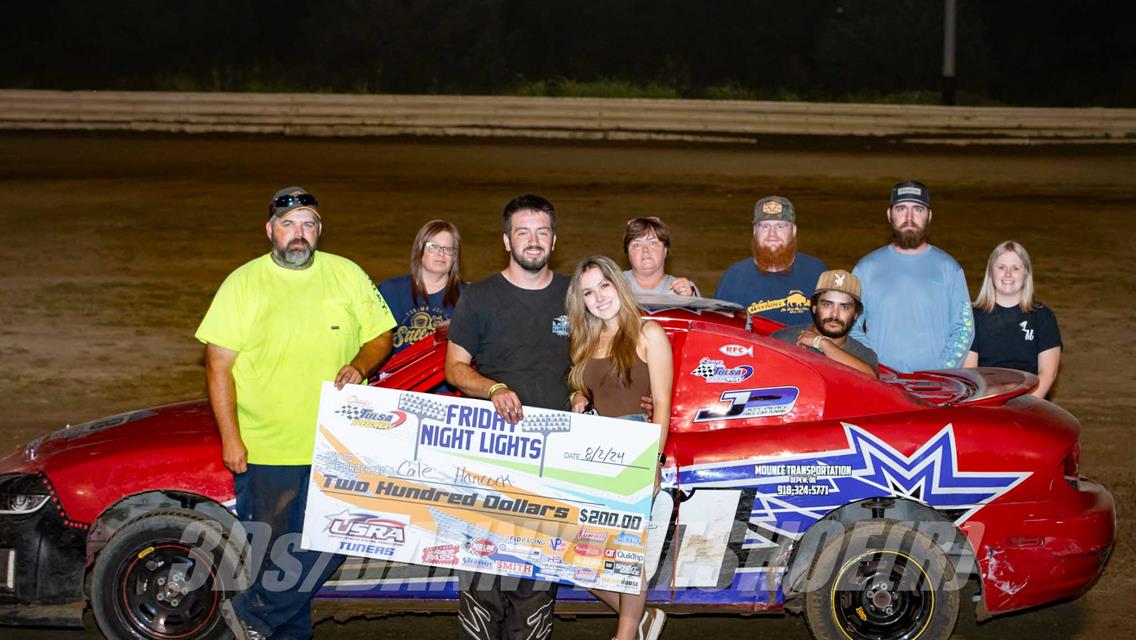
left=973, top=240, right=1036, bottom=313
left=566, top=256, right=644, bottom=395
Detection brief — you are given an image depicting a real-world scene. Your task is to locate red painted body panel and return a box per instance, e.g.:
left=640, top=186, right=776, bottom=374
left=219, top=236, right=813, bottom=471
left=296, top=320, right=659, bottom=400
left=0, top=304, right=1114, bottom=618
left=965, top=479, right=1114, bottom=614
left=8, top=401, right=233, bottom=525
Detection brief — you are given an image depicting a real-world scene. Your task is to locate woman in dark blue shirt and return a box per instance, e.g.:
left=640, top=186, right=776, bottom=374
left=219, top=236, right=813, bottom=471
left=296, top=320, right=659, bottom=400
left=378, top=220, right=465, bottom=354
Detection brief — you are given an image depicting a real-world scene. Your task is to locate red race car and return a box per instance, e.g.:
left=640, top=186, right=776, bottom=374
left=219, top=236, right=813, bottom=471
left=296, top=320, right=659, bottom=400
left=0, top=297, right=1114, bottom=640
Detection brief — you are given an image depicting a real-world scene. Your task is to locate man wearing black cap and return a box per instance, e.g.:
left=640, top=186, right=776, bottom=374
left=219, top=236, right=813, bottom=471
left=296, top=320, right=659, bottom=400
left=714, top=196, right=827, bottom=325
left=196, top=187, right=395, bottom=639
left=849, top=180, right=973, bottom=373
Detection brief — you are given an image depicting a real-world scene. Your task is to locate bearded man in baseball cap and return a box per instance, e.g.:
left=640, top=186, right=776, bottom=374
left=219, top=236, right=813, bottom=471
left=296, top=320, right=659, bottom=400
left=848, top=180, right=974, bottom=373
left=197, top=186, right=395, bottom=640
left=771, top=269, right=878, bottom=377
left=714, top=196, right=828, bottom=325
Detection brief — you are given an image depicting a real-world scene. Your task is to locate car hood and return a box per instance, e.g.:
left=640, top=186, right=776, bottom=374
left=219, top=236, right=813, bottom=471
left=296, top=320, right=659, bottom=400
left=4, top=399, right=217, bottom=472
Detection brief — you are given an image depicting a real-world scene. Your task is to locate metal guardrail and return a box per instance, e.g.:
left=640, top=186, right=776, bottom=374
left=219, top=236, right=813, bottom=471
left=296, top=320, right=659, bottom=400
left=1, top=90, right=1133, bottom=144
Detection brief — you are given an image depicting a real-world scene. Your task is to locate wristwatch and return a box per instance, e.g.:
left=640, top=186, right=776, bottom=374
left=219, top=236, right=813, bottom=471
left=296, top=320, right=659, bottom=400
left=658, top=452, right=667, bottom=466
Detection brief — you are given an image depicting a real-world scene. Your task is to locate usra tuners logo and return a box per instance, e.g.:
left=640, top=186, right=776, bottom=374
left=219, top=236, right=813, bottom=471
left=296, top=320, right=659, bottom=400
left=334, top=397, right=408, bottom=430
left=324, top=510, right=407, bottom=544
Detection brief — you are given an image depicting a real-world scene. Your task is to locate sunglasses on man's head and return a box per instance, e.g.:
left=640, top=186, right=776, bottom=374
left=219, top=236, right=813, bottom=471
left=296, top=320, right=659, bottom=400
left=272, top=194, right=319, bottom=209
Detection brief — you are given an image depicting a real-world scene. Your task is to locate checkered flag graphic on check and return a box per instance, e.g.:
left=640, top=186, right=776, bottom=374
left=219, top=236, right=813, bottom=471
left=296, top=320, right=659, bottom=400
left=334, top=405, right=367, bottom=420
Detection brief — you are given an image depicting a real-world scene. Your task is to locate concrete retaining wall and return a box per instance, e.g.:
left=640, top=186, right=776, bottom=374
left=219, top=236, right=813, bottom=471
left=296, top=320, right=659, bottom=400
left=2, top=89, right=1133, bottom=145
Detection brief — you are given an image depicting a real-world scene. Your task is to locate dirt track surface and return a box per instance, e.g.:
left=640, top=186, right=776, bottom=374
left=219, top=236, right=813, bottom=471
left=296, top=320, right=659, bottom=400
left=0, top=133, right=1133, bottom=639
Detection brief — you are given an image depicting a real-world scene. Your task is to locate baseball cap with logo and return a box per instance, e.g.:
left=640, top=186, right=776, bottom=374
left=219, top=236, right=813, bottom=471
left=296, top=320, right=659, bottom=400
left=814, top=269, right=861, bottom=303
left=268, top=186, right=320, bottom=220
left=889, top=180, right=930, bottom=207
left=752, top=196, right=796, bottom=225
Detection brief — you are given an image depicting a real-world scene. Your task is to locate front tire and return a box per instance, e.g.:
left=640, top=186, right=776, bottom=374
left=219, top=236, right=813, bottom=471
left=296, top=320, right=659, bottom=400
left=91, top=509, right=240, bottom=640
left=802, top=520, right=960, bottom=640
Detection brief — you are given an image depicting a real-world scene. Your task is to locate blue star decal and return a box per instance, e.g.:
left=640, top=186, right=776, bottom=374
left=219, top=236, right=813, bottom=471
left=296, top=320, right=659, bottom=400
left=679, top=423, right=1030, bottom=541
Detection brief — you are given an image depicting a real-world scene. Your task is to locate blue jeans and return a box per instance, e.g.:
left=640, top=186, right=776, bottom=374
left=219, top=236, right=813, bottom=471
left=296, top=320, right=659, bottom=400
left=231, top=464, right=343, bottom=640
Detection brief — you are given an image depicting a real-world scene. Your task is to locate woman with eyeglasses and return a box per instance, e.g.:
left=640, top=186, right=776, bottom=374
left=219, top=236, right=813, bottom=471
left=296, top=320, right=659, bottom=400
left=378, top=220, right=465, bottom=354
left=963, top=240, right=1062, bottom=398
left=623, top=217, right=699, bottom=297
left=567, top=255, right=673, bottom=640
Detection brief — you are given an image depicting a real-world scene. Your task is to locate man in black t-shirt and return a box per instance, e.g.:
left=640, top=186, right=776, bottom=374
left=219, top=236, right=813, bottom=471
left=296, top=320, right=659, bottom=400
left=445, top=194, right=569, bottom=640
left=772, top=269, right=879, bottom=377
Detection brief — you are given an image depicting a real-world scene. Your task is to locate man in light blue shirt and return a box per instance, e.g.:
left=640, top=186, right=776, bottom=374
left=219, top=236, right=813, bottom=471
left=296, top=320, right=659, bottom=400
left=851, top=181, right=973, bottom=373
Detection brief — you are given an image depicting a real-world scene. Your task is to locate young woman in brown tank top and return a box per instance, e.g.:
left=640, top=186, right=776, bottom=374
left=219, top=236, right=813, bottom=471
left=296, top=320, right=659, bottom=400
left=566, top=256, right=673, bottom=640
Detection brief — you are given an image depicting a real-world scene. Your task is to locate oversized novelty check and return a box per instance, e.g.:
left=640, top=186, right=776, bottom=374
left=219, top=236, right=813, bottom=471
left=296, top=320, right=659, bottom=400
left=301, top=383, right=661, bottom=594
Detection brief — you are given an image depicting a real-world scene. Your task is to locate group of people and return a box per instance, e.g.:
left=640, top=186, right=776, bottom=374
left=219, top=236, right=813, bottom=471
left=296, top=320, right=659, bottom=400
left=660, top=181, right=1060, bottom=391
left=195, top=181, right=1062, bottom=640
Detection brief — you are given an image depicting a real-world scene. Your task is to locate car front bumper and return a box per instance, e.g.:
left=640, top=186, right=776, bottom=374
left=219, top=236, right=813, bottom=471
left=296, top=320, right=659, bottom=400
left=0, top=473, right=88, bottom=627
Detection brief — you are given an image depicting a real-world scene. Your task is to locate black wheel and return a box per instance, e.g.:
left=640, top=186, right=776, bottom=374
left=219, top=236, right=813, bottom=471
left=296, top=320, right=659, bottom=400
left=91, top=509, right=242, bottom=640
left=802, top=520, right=960, bottom=640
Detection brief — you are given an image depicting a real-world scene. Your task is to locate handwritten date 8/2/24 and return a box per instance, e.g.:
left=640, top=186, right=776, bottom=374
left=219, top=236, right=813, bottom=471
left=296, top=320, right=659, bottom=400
left=583, top=445, right=626, bottom=465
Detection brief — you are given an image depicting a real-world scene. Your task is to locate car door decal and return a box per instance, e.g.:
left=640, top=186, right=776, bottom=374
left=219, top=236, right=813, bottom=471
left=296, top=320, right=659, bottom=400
left=680, top=423, right=1030, bottom=534
left=693, top=387, right=800, bottom=422
left=664, top=423, right=1032, bottom=604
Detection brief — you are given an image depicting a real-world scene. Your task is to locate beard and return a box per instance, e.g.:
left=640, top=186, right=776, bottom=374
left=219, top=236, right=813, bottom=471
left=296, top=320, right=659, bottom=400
left=752, top=236, right=797, bottom=272
left=892, top=222, right=930, bottom=250
left=511, top=243, right=550, bottom=272
left=817, top=314, right=854, bottom=339
left=273, top=237, right=315, bottom=268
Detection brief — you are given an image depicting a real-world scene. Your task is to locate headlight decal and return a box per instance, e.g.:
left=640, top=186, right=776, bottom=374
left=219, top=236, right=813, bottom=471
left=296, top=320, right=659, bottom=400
left=0, top=472, right=88, bottom=528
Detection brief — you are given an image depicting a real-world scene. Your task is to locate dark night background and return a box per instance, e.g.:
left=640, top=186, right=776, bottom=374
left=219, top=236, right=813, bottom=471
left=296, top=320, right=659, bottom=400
left=4, top=0, right=1135, bottom=106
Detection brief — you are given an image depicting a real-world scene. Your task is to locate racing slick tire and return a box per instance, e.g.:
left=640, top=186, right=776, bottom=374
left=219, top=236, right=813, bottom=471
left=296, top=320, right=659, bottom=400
left=91, top=509, right=242, bottom=640
left=802, top=520, right=960, bottom=640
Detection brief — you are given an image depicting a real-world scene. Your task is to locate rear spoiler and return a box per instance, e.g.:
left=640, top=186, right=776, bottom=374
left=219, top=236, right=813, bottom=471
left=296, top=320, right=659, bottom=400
left=884, top=367, right=1038, bottom=407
